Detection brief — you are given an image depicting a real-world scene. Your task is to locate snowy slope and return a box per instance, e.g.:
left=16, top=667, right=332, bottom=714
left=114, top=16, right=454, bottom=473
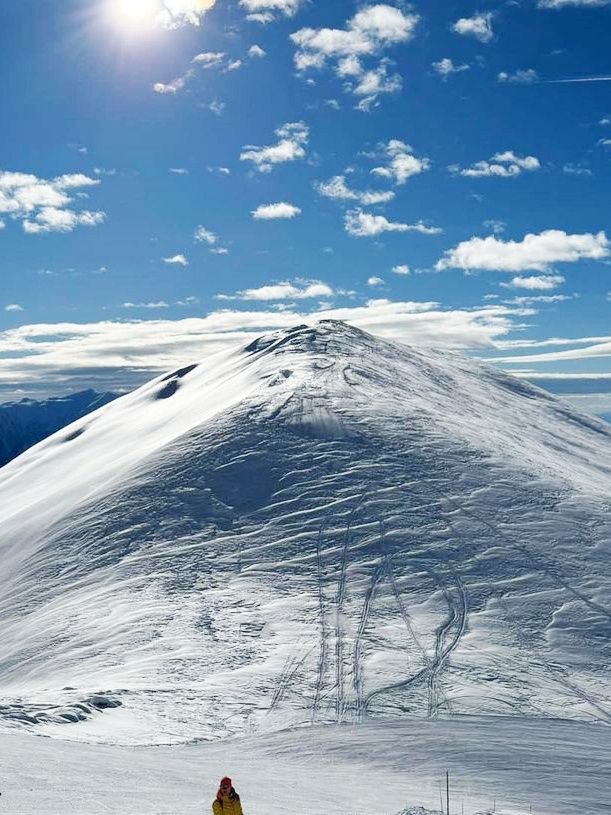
left=2, top=716, right=611, bottom=815
left=0, top=321, right=610, bottom=746
left=0, top=389, right=117, bottom=468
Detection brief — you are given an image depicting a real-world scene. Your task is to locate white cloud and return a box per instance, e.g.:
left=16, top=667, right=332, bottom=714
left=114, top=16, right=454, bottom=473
left=0, top=170, right=105, bottom=234
left=437, top=230, right=610, bottom=272
left=316, top=175, right=395, bottom=206
left=291, top=5, right=419, bottom=108
left=371, top=140, right=431, bottom=185
left=392, top=264, right=410, bottom=275
left=4, top=304, right=23, bottom=312
left=240, top=0, right=303, bottom=22
left=0, top=301, right=536, bottom=397
left=208, top=166, right=231, bottom=175
left=450, top=151, right=540, bottom=178
left=217, top=280, right=334, bottom=301
left=367, top=276, right=384, bottom=286
left=121, top=301, right=170, bottom=310
left=207, top=100, right=226, bottom=116
left=192, top=51, right=226, bottom=67
left=194, top=225, right=218, bottom=244
left=153, top=73, right=192, bottom=94
left=156, top=0, right=218, bottom=29
left=538, top=0, right=611, bottom=7
left=498, top=69, right=539, bottom=85
left=563, top=163, right=592, bottom=176
left=503, top=294, right=574, bottom=306
left=0, top=220, right=5, bottom=230
left=240, top=122, right=309, bottom=172
left=248, top=45, right=267, bottom=58
left=193, top=227, right=229, bottom=255
left=170, top=168, right=189, bottom=175
left=163, top=254, right=189, bottom=266
left=433, top=58, right=470, bottom=78
left=503, top=274, right=566, bottom=290
left=23, top=208, right=105, bottom=235
left=252, top=202, right=302, bottom=219
left=352, top=63, right=403, bottom=110
left=452, top=13, right=494, bottom=43
left=483, top=219, right=506, bottom=234
left=155, top=51, right=242, bottom=96
left=345, top=210, right=441, bottom=238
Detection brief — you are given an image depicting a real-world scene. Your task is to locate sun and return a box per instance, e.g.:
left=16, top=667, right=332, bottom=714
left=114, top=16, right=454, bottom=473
left=108, top=0, right=161, bottom=31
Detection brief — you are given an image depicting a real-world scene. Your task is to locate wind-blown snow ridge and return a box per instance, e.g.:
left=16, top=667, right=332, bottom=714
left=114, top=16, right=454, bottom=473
left=0, top=320, right=610, bottom=745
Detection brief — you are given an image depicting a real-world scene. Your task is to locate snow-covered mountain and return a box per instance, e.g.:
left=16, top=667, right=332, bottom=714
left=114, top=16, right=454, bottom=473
left=0, top=321, right=610, bottom=746
left=0, top=389, right=117, bottom=468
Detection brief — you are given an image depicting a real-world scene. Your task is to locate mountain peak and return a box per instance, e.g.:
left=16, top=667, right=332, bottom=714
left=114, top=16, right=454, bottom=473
left=1, top=324, right=610, bottom=744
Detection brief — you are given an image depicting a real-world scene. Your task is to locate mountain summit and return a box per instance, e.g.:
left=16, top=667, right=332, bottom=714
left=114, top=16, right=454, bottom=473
left=1, top=321, right=610, bottom=744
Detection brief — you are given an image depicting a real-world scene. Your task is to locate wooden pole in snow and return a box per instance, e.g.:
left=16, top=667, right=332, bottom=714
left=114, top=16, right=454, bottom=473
left=446, top=771, right=450, bottom=815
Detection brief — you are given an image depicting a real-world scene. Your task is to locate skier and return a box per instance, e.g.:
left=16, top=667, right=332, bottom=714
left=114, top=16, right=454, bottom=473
left=212, top=776, right=243, bottom=815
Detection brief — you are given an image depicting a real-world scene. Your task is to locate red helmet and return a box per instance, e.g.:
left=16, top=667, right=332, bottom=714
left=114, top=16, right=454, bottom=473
left=220, top=777, right=232, bottom=788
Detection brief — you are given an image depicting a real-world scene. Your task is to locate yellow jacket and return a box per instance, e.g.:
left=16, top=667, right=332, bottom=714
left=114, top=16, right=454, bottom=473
left=212, top=791, right=243, bottom=815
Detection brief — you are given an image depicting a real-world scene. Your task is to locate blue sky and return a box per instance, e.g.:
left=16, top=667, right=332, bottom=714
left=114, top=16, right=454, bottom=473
left=1, top=0, right=610, bottom=413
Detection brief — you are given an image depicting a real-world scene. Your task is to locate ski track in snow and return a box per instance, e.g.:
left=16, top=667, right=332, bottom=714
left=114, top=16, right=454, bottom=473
left=0, top=321, right=610, bottom=748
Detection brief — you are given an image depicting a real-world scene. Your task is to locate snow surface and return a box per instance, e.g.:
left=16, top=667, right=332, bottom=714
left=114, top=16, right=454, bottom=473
left=1, top=321, right=610, bottom=742
left=0, top=320, right=610, bottom=805
left=1, top=716, right=611, bottom=815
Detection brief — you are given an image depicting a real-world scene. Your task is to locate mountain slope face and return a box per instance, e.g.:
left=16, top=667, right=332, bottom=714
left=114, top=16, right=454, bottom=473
left=0, top=321, right=610, bottom=745
left=0, top=389, right=117, bottom=468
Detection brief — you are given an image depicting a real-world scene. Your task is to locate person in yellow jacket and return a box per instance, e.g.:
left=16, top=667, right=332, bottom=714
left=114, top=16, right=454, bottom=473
left=212, top=776, right=243, bottom=815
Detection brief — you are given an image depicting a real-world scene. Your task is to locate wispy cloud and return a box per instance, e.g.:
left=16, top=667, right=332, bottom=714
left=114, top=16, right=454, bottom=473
left=316, top=175, right=395, bottom=206
left=163, top=254, right=189, bottom=266
left=240, top=0, right=303, bottom=23
left=345, top=210, right=441, bottom=237
left=193, top=226, right=218, bottom=245
left=194, top=226, right=229, bottom=254
left=498, top=69, right=539, bottom=85
left=538, top=0, right=611, bottom=9
left=544, top=75, right=611, bottom=84
left=433, top=58, right=470, bottom=78
left=153, top=73, right=193, bottom=95
left=121, top=301, right=170, bottom=310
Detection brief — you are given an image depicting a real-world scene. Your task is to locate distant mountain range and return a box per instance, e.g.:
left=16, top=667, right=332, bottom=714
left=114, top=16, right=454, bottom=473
left=0, top=389, right=117, bottom=468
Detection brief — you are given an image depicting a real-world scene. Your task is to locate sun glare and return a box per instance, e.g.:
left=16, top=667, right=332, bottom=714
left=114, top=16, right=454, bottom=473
left=109, top=0, right=161, bottom=31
